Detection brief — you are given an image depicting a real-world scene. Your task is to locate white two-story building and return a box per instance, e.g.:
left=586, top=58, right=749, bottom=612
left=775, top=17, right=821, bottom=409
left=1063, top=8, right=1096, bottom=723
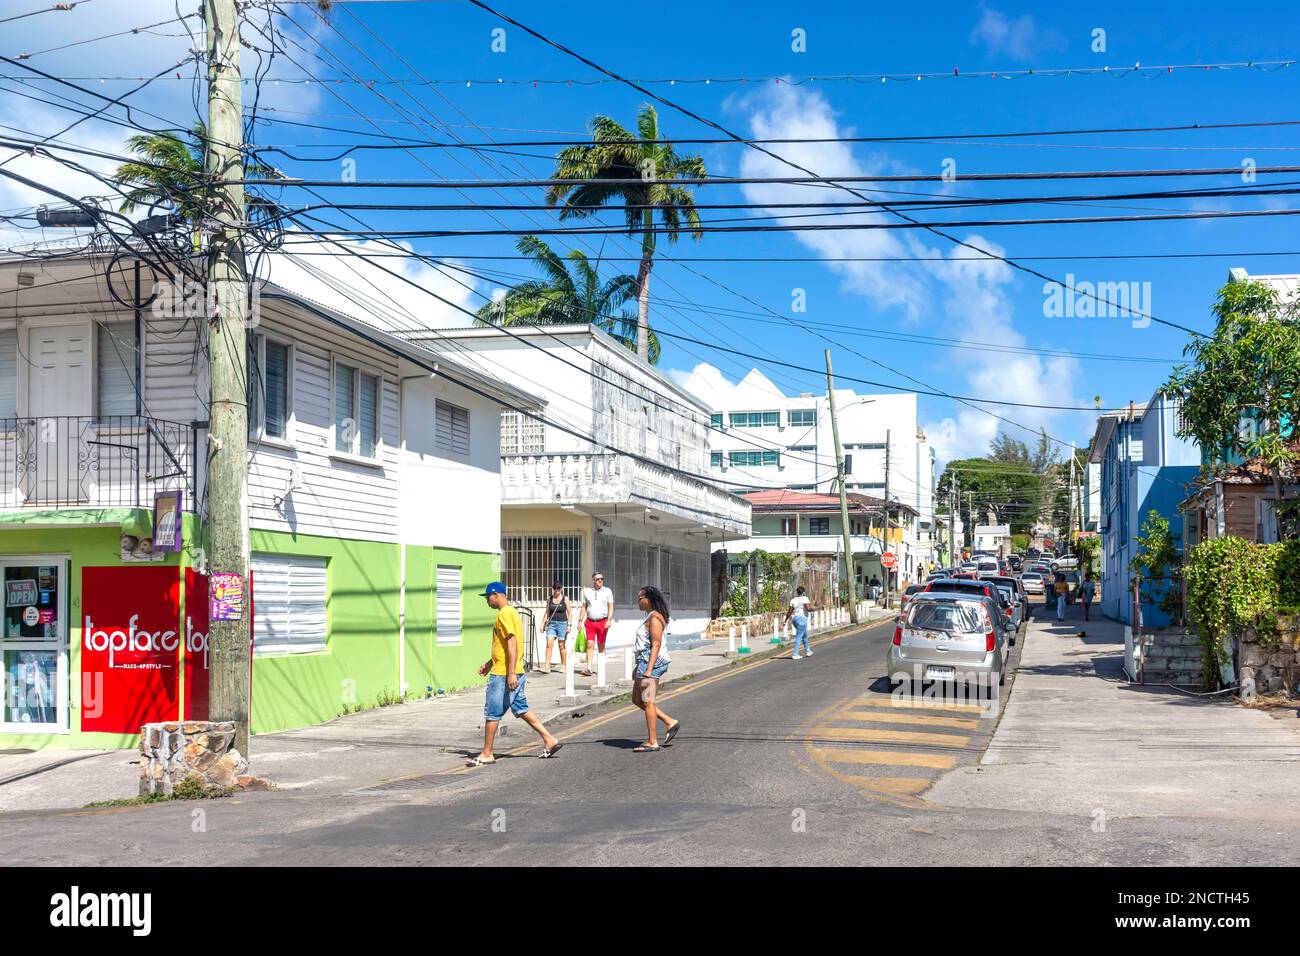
left=402, top=324, right=752, bottom=650
left=0, top=251, right=536, bottom=749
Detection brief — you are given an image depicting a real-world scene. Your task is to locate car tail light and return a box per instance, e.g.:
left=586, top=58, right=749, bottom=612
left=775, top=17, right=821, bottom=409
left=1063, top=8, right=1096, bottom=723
left=984, top=610, right=996, bottom=652
left=892, top=624, right=903, bottom=646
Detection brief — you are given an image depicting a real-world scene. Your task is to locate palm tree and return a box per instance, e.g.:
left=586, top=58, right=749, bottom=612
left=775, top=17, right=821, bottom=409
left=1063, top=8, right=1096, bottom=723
left=476, top=235, right=660, bottom=364
left=546, top=105, right=704, bottom=361
left=115, top=121, right=280, bottom=244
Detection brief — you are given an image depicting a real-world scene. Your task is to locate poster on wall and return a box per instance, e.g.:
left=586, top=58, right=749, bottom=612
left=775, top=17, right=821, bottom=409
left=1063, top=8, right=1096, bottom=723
left=152, top=491, right=183, bottom=553
left=80, top=566, right=181, bottom=734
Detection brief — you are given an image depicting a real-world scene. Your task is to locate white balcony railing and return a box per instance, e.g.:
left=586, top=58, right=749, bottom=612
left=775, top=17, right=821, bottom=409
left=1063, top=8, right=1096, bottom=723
left=501, top=453, right=750, bottom=535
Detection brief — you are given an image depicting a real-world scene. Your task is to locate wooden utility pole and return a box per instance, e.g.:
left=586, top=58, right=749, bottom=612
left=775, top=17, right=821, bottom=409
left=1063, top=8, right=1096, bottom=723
left=205, top=0, right=251, bottom=755
left=824, top=351, right=858, bottom=623
left=948, top=474, right=957, bottom=567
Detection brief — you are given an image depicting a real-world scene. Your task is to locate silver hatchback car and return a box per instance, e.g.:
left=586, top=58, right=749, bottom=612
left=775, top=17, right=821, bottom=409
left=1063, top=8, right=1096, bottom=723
left=887, top=592, right=1007, bottom=692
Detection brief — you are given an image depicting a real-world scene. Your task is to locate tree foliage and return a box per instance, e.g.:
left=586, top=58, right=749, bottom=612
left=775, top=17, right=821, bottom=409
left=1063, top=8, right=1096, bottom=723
left=475, top=235, right=660, bottom=363
left=1162, top=278, right=1300, bottom=498
left=547, top=106, right=706, bottom=360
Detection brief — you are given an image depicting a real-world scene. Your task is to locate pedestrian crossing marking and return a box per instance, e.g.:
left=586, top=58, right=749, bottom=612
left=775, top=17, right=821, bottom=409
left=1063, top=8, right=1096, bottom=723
left=806, top=746, right=958, bottom=770
left=834, top=708, right=982, bottom=731
left=851, top=697, right=990, bottom=716
left=835, top=774, right=932, bottom=795
left=810, top=725, right=972, bottom=748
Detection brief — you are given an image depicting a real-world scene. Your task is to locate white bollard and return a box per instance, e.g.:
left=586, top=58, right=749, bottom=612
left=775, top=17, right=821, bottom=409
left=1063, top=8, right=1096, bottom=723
left=624, top=646, right=634, bottom=682
left=728, top=624, right=736, bottom=657
left=596, top=649, right=607, bottom=690
left=563, top=635, right=576, bottom=700
left=739, top=623, right=750, bottom=654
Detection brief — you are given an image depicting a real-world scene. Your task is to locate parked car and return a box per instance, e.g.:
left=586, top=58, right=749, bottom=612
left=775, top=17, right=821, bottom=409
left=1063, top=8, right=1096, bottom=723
left=986, top=574, right=1028, bottom=639
left=899, top=584, right=924, bottom=615
left=1021, top=571, right=1046, bottom=595
left=887, top=592, right=1007, bottom=692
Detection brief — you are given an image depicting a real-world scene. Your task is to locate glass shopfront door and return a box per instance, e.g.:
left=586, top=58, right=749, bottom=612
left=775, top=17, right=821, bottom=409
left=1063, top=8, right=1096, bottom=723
left=1, top=557, right=69, bottom=732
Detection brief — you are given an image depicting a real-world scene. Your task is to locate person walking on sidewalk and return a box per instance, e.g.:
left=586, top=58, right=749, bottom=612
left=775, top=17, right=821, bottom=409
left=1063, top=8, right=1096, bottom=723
left=631, top=585, right=680, bottom=753
left=1080, top=575, right=1096, bottom=621
left=467, top=582, right=562, bottom=766
left=869, top=574, right=882, bottom=602
left=785, top=586, right=814, bottom=659
left=1053, top=573, right=1068, bottom=622
left=577, top=571, right=614, bottom=677
left=537, top=580, right=571, bottom=675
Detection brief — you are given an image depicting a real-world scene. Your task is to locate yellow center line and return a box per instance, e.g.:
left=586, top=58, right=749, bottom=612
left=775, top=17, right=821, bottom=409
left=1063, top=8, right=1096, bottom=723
left=832, top=709, right=982, bottom=731
left=806, top=746, right=958, bottom=770
left=809, top=725, right=973, bottom=749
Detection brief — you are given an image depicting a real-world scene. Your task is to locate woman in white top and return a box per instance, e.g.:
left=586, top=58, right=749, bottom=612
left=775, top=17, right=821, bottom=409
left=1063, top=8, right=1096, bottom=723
left=631, top=585, right=681, bottom=753
left=784, top=586, right=814, bottom=660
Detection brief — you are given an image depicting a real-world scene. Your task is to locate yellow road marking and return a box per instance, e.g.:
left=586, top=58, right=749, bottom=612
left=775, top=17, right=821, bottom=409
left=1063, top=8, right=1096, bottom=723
left=835, top=775, right=932, bottom=795
left=806, top=747, right=958, bottom=770
left=809, top=725, right=972, bottom=749
left=833, top=708, right=981, bottom=731
left=849, top=697, right=991, bottom=716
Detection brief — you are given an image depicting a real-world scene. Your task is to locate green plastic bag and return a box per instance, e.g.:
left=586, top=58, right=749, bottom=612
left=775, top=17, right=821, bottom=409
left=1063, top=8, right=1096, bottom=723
left=574, top=626, right=588, bottom=655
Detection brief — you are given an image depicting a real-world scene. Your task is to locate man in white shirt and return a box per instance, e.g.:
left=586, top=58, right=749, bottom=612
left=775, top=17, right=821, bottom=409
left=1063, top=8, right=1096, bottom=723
left=577, top=571, right=614, bottom=677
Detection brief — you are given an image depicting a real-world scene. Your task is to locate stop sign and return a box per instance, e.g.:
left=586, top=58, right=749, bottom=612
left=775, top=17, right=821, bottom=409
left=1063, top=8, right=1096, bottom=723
left=881, top=552, right=897, bottom=569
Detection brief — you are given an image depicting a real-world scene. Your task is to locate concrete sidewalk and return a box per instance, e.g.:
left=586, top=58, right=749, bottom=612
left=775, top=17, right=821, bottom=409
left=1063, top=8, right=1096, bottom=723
left=0, top=608, right=893, bottom=813
left=927, top=600, right=1300, bottom=823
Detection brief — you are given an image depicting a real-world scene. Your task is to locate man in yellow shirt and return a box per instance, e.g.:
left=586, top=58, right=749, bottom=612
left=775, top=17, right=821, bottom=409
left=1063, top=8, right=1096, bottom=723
left=468, top=582, right=562, bottom=766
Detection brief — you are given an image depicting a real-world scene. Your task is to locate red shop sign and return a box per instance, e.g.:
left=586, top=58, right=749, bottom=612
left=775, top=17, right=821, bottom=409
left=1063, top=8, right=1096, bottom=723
left=80, top=566, right=181, bottom=734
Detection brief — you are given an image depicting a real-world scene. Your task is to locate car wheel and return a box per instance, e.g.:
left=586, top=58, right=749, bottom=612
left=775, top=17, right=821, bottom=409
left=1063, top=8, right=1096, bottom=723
left=998, top=668, right=1006, bottom=686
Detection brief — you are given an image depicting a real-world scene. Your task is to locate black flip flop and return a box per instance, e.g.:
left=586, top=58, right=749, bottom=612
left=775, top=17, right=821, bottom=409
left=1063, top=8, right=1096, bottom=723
left=632, top=743, right=661, bottom=753
left=538, top=742, right=564, bottom=759
left=664, top=721, right=682, bottom=745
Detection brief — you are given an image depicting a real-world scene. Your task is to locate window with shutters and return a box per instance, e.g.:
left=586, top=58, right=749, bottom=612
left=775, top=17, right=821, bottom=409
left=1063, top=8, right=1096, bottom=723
left=499, top=410, right=542, bottom=455
left=809, top=517, right=830, bottom=535
left=332, top=358, right=381, bottom=459
left=0, top=328, right=17, bottom=419
left=247, top=335, right=292, bottom=441
left=96, top=321, right=139, bottom=417
left=436, top=400, right=471, bottom=460
left=436, top=565, right=462, bottom=645
left=251, top=553, right=327, bottom=655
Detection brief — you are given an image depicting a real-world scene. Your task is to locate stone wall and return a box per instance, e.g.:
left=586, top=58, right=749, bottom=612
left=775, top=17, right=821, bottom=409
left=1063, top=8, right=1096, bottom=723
left=1240, top=616, right=1299, bottom=695
left=139, top=721, right=269, bottom=796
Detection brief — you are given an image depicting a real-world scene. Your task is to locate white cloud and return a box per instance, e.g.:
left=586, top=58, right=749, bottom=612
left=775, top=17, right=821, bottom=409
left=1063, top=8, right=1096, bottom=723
left=968, top=5, right=1059, bottom=60
left=729, top=83, right=930, bottom=318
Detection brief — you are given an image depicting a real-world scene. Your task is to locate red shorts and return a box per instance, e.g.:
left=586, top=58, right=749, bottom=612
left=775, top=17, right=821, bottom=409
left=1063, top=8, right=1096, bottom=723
left=584, top=617, right=609, bottom=650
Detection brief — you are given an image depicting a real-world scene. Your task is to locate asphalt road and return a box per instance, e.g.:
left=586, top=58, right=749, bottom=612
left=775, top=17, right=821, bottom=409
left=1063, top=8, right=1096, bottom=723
left=0, top=616, right=1293, bottom=865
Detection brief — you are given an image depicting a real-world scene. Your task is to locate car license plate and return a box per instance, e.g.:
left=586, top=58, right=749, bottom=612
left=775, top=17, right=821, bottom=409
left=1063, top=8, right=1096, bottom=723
left=925, top=665, right=956, bottom=680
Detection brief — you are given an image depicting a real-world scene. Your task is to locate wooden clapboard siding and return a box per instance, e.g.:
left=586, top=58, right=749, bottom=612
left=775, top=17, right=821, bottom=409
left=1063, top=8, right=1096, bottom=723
left=245, top=302, right=402, bottom=542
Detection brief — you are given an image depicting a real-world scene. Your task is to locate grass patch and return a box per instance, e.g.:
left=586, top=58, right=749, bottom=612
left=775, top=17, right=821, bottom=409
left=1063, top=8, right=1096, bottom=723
left=85, top=776, right=236, bottom=808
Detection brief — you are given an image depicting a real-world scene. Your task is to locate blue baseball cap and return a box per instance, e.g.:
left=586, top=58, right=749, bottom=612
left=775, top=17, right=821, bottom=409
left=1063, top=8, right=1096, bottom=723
left=480, top=581, right=507, bottom=597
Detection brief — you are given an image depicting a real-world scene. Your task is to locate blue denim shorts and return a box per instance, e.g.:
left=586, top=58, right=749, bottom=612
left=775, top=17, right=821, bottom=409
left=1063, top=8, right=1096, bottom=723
left=545, top=619, right=568, bottom=640
left=484, top=673, right=529, bottom=722
left=633, top=658, right=669, bottom=682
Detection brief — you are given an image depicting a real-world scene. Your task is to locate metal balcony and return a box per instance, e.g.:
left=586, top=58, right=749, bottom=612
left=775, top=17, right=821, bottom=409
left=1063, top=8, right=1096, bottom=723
left=0, top=416, right=196, bottom=510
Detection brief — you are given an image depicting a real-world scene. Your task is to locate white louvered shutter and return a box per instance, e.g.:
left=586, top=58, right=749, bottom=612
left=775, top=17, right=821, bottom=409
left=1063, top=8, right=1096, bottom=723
left=252, top=554, right=327, bottom=655
left=436, top=565, right=462, bottom=645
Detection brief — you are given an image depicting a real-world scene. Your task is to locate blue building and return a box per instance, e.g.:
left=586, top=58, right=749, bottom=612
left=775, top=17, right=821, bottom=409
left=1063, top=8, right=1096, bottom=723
left=1090, top=393, right=1201, bottom=626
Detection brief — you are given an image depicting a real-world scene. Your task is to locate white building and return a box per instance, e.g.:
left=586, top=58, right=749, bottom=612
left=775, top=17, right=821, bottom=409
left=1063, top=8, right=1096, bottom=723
left=676, top=367, right=938, bottom=578
left=973, top=524, right=1012, bottom=553
left=404, top=325, right=751, bottom=650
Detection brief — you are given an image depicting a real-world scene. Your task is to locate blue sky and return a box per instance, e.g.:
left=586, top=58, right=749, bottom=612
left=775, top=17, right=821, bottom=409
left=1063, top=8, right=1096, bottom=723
left=4, top=0, right=1300, bottom=466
